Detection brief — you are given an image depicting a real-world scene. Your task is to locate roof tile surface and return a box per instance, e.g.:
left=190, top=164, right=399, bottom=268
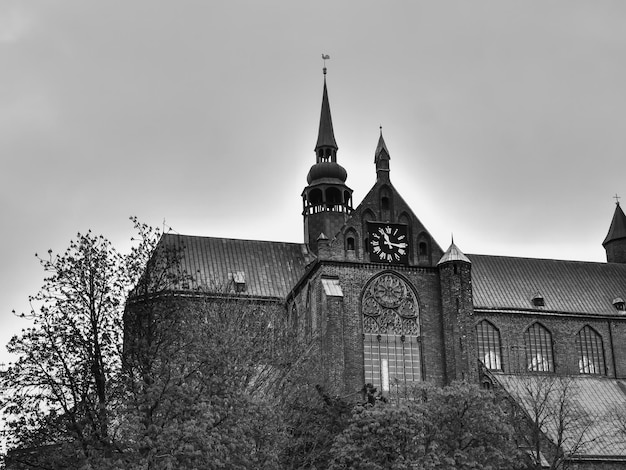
left=469, top=255, right=626, bottom=315
left=158, top=233, right=311, bottom=298
left=496, top=374, right=626, bottom=457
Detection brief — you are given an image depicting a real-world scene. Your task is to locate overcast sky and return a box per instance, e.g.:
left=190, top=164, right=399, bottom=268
left=2, top=1, right=626, bottom=365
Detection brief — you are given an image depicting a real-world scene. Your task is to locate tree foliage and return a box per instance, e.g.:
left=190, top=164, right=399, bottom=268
left=120, top=293, right=307, bottom=469
left=328, top=382, right=526, bottom=470
left=1, top=219, right=159, bottom=468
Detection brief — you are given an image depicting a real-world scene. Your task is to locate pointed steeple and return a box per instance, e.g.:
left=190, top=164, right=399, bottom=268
left=603, top=202, right=626, bottom=246
left=315, top=70, right=338, bottom=161
left=302, top=66, right=353, bottom=253
left=375, top=127, right=390, bottom=182
left=603, top=201, right=626, bottom=263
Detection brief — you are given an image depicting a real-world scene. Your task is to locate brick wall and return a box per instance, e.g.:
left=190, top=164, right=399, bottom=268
left=290, top=261, right=446, bottom=397
left=438, top=260, right=476, bottom=383
left=474, top=311, right=626, bottom=377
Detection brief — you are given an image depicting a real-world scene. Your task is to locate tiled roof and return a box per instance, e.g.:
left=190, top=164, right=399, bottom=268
left=495, top=374, right=626, bottom=457
left=158, top=233, right=311, bottom=299
left=469, top=254, right=626, bottom=315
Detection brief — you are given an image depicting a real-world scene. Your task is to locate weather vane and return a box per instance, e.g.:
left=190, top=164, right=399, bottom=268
left=322, top=54, right=330, bottom=75
left=615, top=194, right=621, bottom=205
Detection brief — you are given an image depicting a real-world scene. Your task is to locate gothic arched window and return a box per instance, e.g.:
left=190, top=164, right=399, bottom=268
left=362, top=273, right=421, bottom=394
left=476, top=320, right=502, bottom=370
left=524, top=322, right=554, bottom=372
left=576, top=326, right=605, bottom=375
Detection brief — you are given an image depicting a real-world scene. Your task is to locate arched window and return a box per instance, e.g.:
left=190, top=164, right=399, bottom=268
left=347, top=237, right=355, bottom=251
left=576, top=326, right=605, bottom=375
left=476, top=320, right=502, bottom=370
left=362, top=273, right=421, bottom=394
left=524, top=323, right=554, bottom=372
left=379, top=186, right=393, bottom=216
left=418, top=242, right=428, bottom=257
left=345, top=228, right=358, bottom=252
left=326, top=187, right=342, bottom=210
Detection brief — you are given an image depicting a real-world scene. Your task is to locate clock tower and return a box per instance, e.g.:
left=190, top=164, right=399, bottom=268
left=302, top=67, right=353, bottom=254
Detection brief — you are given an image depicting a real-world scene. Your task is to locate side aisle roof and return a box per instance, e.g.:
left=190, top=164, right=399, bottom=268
left=470, top=254, right=626, bottom=315
left=156, top=233, right=312, bottom=299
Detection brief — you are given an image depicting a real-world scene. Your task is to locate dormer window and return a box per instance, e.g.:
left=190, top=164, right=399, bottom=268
left=531, top=292, right=545, bottom=307
left=613, top=297, right=625, bottom=311
left=231, top=271, right=246, bottom=293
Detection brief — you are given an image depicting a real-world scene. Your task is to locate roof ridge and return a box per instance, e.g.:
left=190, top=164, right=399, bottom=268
left=467, top=253, right=613, bottom=265
left=161, top=232, right=306, bottom=246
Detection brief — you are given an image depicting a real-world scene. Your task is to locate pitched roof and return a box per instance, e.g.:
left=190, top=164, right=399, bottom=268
left=469, top=254, right=626, bottom=315
left=158, top=233, right=311, bottom=299
left=603, top=203, right=626, bottom=246
left=495, top=374, right=626, bottom=458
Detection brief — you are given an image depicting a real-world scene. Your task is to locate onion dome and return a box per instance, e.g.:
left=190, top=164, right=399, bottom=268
left=307, top=161, right=348, bottom=184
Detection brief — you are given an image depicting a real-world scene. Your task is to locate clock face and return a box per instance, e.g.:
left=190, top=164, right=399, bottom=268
left=368, top=223, right=409, bottom=264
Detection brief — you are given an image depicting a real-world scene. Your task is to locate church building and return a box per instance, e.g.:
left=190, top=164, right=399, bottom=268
left=144, top=68, right=626, bottom=466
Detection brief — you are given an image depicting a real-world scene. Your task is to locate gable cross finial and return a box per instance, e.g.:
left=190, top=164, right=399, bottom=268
left=322, top=54, right=330, bottom=75
left=614, top=194, right=621, bottom=206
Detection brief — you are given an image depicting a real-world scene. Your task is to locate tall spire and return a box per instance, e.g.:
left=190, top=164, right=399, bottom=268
left=375, top=127, right=390, bottom=182
left=603, top=200, right=626, bottom=263
left=315, top=67, right=338, bottom=161
left=303, top=61, right=353, bottom=253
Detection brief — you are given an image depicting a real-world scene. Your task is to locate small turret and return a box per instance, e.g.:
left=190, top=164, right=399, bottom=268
left=603, top=201, right=626, bottom=264
left=374, top=128, right=390, bottom=182
left=438, top=239, right=474, bottom=383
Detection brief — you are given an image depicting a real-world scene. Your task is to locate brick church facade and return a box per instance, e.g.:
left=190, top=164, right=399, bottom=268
left=142, top=69, right=626, bottom=466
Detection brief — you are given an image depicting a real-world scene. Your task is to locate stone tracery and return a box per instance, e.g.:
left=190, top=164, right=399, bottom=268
left=362, top=273, right=419, bottom=335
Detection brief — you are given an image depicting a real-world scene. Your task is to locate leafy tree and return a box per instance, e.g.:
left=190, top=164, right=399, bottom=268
left=1, top=219, right=318, bottom=469
left=1, top=218, right=159, bottom=468
left=121, top=295, right=298, bottom=469
left=119, top=233, right=319, bottom=470
left=328, top=381, right=526, bottom=470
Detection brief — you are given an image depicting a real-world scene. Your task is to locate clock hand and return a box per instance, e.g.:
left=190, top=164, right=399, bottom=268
left=388, top=241, right=408, bottom=248
left=382, top=232, right=392, bottom=247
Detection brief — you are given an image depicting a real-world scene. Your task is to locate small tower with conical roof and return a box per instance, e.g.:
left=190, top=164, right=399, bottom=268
left=603, top=201, right=626, bottom=263
left=302, top=67, right=353, bottom=254
left=438, top=239, right=475, bottom=383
